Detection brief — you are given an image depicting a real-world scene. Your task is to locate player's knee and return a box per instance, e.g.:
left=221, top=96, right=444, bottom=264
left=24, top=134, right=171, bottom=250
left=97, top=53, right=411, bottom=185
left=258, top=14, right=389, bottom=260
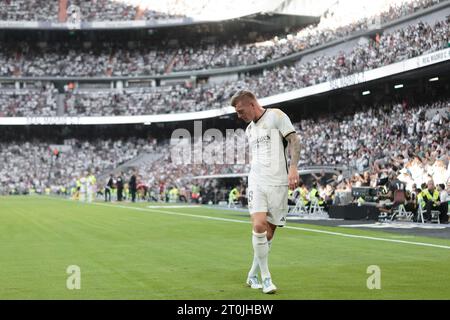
left=252, top=221, right=267, bottom=234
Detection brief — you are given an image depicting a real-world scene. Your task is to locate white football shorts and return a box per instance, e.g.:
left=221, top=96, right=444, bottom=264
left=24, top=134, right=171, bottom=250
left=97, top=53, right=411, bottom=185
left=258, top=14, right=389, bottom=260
left=247, top=184, right=288, bottom=226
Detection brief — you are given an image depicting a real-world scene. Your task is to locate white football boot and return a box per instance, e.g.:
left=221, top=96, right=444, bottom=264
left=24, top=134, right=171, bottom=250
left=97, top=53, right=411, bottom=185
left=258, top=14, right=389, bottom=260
left=262, top=277, right=277, bottom=294
left=246, top=275, right=263, bottom=289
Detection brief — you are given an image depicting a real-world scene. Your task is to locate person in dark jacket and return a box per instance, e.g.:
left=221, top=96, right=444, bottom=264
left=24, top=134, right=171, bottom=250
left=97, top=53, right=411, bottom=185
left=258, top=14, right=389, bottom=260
left=129, top=171, right=137, bottom=203
left=116, top=172, right=124, bottom=201
left=105, top=174, right=114, bottom=202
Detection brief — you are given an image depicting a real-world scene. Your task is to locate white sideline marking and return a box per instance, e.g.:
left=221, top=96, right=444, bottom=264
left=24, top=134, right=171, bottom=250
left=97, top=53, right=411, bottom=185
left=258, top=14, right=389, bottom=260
left=147, top=205, right=201, bottom=209
left=53, top=198, right=450, bottom=250
left=340, top=223, right=447, bottom=230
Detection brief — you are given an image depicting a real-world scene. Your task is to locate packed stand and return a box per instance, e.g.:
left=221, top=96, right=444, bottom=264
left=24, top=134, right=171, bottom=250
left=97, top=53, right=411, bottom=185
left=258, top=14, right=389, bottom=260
left=1, top=99, right=448, bottom=222
left=56, top=18, right=449, bottom=116
left=0, top=0, right=447, bottom=78
left=0, top=0, right=292, bottom=22
left=0, top=17, right=447, bottom=117
left=0, top=83, right=58, bottom=117
left=171, top=0, right=449, bottom=72
left=0, top=0, right=58, bottom=22
left=0, top=137, right=157, bottom=195
left=96, top=98, right=450, bottom=218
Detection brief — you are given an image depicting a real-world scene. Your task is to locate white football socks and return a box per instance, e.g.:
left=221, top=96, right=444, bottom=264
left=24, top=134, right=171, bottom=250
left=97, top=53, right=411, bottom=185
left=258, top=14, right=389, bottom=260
left=250, top=231, right=271, bottom=280
left=248, top=238, right=272, bottom=278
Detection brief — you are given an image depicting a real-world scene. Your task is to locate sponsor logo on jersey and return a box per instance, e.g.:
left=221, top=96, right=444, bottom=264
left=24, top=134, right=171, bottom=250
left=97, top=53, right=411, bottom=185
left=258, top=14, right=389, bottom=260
left=255, top=135, right=271, bottom=145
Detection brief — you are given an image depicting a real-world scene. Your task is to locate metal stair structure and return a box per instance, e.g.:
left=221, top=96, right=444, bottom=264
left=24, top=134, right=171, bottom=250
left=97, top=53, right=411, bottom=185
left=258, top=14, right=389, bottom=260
left=96, top=151, right=164, bottom=185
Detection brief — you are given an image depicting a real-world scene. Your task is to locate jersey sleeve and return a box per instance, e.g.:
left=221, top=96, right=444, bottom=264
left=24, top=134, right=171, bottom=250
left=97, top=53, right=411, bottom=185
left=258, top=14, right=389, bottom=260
left=245, top=123, right=251, bottom=139
left=274, top=109, right=296, bottom=137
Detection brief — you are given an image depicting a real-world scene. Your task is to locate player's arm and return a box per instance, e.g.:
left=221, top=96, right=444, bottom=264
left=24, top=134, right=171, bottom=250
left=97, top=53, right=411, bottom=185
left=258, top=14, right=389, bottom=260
left=285, top=132, right=300, bottom=190
left=274, top=108, right=300, bottom=190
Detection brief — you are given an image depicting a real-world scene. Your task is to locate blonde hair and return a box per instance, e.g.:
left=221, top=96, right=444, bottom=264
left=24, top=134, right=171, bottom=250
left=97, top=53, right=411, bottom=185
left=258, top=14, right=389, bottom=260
left=230, top=90, right=257, bottom=107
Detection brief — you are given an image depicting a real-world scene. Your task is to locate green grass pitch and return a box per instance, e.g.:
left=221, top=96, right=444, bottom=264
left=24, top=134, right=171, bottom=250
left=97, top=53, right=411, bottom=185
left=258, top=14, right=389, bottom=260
left=0, top=196, right=449, bottom=299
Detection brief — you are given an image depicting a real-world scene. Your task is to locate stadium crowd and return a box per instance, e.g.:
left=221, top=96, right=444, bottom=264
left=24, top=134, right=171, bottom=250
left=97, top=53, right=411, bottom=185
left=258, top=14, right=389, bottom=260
left=0, top=0, right=275, bottom=22
left=0, top=1, right=448, bottom=221
left=0, top=137, right=157, bottom=195
left=0, top=0, right=59, bottom=22
left=0, top=15, right=448, bottom=117
left=1, top=0, right=442, bottom=22
left=69, top=0, right=190, bottom=21
left=0, top=0, right=184, bottom=22
left=1, top=99, right=448, bottom=211
left=170, top=0, right=449, bottom=72
left=1, top=0, right=448, bottom=78
left=1, top=17, right=447, bottom=117
left=0, top=83, right=58, bottom=117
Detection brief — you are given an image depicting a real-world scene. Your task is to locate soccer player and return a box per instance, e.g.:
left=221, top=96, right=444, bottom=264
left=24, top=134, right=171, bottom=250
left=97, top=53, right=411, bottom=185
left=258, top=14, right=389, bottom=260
left=79, top=173, right=87, bottom=202
left=231, top=90, right=300, bottom=294
left=87, top=171, right=97, bottom=203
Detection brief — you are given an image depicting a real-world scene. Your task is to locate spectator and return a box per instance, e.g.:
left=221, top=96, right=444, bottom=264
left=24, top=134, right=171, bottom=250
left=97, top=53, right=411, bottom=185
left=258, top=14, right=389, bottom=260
left=437, top=183, right=449, bottom=223
left=129, top=171, right=137, bottom=202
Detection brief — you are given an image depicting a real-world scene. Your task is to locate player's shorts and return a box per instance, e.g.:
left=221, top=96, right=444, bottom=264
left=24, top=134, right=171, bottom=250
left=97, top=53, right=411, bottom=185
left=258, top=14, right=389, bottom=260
left=247, top=184, right=288, bottom=227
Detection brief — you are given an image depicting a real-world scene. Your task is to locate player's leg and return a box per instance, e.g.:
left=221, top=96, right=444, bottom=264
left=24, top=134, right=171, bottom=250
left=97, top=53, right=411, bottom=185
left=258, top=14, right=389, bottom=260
left=249, top=222, right=276, bottom=275
left=259, top=185, right=288, bottom=293
left=425, top=200, right=432, bottom=221
left=251, top=213, right=277, bottom=293
left=439, top=202, right=448, bottom=223
left=266, top=221, right=277, bottom=242
left=246, top=185, right=267, bottom=289
left=250, top=212, right=271, bottom=282
left=247, top=186, right=277, bottom=293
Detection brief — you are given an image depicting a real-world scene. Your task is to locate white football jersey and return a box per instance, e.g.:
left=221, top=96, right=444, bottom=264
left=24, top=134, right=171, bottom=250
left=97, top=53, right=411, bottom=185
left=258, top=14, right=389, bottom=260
left=246, top=108, right=296, bottom=186
left=79, top=177, right=87, bottom=193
